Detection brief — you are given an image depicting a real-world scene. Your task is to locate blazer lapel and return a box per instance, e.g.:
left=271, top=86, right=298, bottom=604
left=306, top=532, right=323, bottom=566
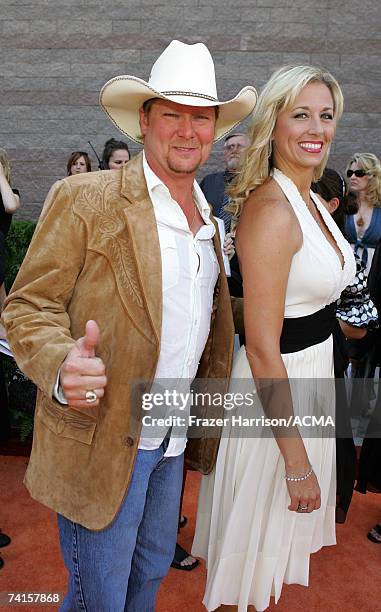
left=120, top=154, right=162, bottom=345
left=210, top=214, right=223, bottom=301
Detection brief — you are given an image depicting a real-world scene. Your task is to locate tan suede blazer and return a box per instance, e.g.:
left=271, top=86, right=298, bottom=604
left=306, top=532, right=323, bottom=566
left=3, top=154, right=235, bottom=530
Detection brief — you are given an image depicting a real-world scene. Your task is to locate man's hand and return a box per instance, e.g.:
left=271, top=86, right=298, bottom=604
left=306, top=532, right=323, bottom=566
left=223, top=232, right=235, bottom=260
left=60, top=320, right=107, bottom=408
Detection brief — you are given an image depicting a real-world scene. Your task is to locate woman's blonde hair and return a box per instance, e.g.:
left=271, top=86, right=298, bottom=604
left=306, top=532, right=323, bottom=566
left=229, top=65, right=344, bottom=217
left=346, top=152, right=381, bottom=208
left=0, top=148, right=11, bottom=184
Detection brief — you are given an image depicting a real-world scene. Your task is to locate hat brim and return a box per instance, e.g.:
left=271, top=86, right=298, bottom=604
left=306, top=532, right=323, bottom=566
left=100, top=75, right=257, bottom=144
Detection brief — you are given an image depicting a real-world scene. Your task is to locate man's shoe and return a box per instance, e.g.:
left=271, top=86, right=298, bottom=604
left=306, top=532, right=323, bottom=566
left=0, top=532, right=11, bottom=548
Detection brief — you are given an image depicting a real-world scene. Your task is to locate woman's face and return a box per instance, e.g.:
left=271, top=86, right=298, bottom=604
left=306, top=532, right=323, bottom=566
left=272, top=82, right=336, bottom=175
left=347, top=162, right=370, bottom=195
left=70, top=156, right=88, bottom=175
left=108, top=149, right=130, bottom=169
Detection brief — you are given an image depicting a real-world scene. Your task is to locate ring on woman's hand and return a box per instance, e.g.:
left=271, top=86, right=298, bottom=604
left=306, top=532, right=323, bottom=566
left=297, top=504, right=308, bottom=512
left=85, top=390, right=97, bottom=403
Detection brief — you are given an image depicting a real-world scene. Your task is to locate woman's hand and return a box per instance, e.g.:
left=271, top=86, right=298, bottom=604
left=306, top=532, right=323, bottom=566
left=223, top=232, right=235, bottom=260
left=286, top=470, right=321, bottom=513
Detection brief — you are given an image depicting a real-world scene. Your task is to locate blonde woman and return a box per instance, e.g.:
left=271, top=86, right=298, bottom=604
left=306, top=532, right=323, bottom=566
left=345, top=152, right=381, bottom=273
left=0, top=148, right=20, bottom=319
left=192, top=66, right=356, bottom=611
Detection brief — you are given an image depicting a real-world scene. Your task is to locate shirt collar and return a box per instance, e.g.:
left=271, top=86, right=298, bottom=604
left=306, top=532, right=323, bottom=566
left=142, top=151, right=214, bottom=227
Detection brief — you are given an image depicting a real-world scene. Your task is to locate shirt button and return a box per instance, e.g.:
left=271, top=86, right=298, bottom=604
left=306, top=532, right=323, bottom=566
left=123, top=436, right=135, bottom=447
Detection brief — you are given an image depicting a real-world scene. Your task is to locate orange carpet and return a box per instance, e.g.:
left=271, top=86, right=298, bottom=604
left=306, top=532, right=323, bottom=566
left=0, top=456, right=380, bottom=611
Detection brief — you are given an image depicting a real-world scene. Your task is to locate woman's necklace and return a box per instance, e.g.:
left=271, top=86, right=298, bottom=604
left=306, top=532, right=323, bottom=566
left=356, top=215, right=364, bottom=227
left=355, top=200, right=372, bottom=238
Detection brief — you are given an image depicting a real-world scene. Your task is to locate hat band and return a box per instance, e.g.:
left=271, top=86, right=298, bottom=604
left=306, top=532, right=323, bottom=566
left=161, top=90, right=218, bottom=102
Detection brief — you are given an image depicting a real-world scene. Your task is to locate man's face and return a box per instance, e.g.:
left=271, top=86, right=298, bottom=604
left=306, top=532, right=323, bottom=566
left=223, top=135, right=249, bottom=171
left=139, top=99, right=216, bottom=181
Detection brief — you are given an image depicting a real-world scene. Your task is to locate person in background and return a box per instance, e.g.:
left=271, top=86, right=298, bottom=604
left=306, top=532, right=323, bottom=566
left=200, top=132, right=250, bottom=227
left=313, top=167, right=377, bottom=523
left=67, top=151, right=91, bottom=176
left=345, top=152, right=381, bottom=274
left=314, top=168, right=377, bottom=338
left=344, top=154, right=381, bottom=424
left=200, top=133, right=250, bottom=301
left=0, top=530, right=11, bottom=570
left=355, top=400, right=381, bottom=543
left=0, top=144, right=14, bottom=544
left=100, top=138, right=130, bottom=170
left=0, top=148, right=20, bottom=325
left=0, top=147, right=21, bottom=490
left=357, top=233, right=381, bottom=544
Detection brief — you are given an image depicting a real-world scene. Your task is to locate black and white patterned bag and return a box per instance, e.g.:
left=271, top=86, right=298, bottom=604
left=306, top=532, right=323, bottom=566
left=336, top=255, right=378, bottom=328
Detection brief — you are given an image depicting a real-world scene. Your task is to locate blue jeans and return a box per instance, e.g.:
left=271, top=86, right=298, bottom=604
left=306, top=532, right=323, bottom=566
left=57, top=442, right=184, bottom=612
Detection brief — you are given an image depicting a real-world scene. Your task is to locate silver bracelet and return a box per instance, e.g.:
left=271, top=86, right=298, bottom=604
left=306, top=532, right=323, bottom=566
left=285, top=466, right=313, bottom=482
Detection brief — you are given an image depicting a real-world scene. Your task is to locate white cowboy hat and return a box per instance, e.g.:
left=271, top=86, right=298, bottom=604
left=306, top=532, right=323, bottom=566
left=100, top=40, right=257, bottom=144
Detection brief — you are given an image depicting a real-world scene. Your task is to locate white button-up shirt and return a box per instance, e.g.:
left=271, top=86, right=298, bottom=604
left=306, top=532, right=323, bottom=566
left=139, top=153, right=219, bottom=457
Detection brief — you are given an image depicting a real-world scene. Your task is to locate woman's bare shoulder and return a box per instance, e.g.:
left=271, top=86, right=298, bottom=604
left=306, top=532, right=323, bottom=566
left=240, top=177, right=299, bottom=229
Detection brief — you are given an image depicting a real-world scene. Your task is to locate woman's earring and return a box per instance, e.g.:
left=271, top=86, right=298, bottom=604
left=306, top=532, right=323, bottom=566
left=268, top=140, right=273, bottom=158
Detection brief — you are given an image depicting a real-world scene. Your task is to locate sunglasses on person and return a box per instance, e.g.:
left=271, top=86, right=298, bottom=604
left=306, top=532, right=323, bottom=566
left=346, top=169, right=368, bottom=178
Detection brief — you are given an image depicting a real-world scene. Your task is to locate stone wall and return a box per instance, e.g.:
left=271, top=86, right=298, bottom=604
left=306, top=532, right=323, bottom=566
left=0, top=0, right=380, bottom=220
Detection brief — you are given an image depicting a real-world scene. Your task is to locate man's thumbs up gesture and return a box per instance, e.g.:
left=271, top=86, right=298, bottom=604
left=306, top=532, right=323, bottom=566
left=60, top=320, right=107, bottom=408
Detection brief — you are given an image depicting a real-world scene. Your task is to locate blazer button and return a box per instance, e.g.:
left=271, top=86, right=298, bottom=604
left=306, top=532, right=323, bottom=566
left=124, top=436, right=135, bottom=447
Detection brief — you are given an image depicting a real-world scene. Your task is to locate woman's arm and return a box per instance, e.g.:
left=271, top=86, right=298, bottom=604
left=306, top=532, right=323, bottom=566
left=236, top=187, right=321, bottom=512
left=0, top=162, right=20, bottom=214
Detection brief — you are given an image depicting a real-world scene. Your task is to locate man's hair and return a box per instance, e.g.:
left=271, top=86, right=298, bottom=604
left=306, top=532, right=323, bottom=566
left=142, top=98, right=157, bottom=117
left=224, top=132, right=249, bottom=145
left=142, top=98, right=220, bottom=120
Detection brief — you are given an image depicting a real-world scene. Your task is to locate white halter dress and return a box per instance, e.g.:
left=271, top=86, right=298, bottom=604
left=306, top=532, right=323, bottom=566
left=192, top=169, right=356, bottom=611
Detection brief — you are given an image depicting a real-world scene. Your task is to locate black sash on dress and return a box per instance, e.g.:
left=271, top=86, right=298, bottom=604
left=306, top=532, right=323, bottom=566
left=280, top=303, right=336, bottom=354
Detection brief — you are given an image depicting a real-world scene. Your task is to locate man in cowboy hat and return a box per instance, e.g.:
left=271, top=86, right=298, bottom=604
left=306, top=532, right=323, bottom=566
left=3, top=40, right=256, bottom=610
